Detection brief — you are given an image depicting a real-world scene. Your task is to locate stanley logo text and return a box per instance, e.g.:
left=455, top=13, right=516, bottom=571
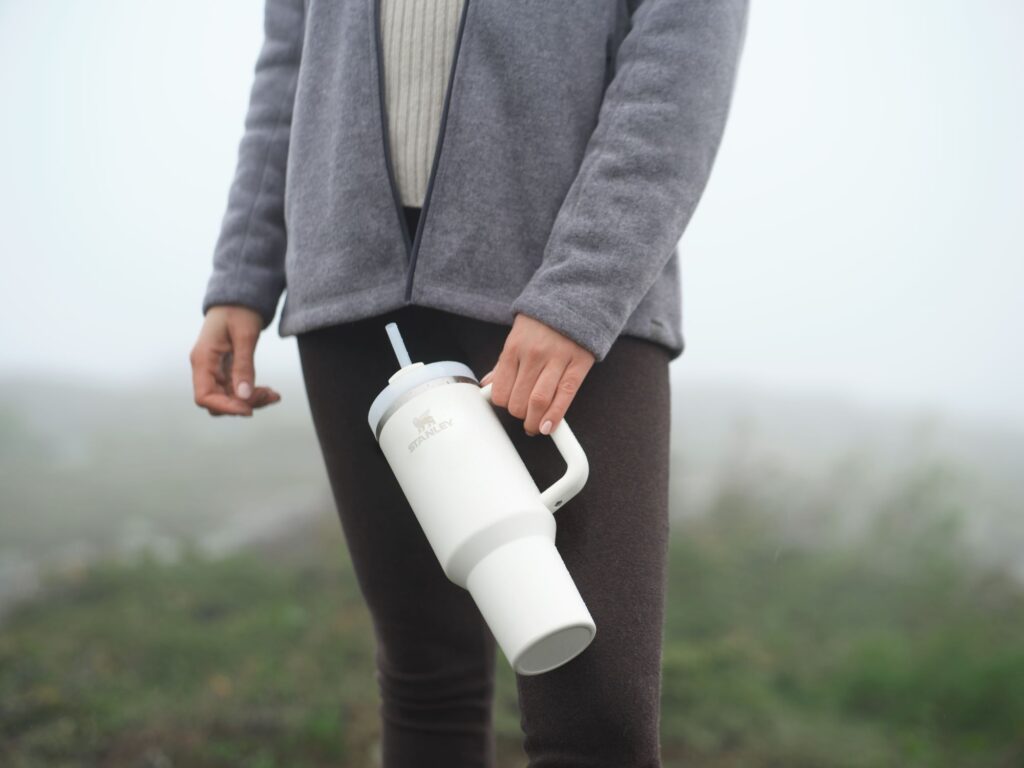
left=409, top=409, right=454, bottom=453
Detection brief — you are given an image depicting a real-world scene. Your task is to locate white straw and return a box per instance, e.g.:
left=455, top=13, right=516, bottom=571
left=385, top=322, right=413, bottom=368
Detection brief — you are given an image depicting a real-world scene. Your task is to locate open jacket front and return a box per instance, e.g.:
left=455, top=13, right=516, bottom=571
left=202, top=0, right=748, bottom=363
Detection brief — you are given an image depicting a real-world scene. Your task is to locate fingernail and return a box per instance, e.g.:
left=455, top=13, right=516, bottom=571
left=237, top=381, right=252, bottom=399
left=540, top=420, right=553, bottom=435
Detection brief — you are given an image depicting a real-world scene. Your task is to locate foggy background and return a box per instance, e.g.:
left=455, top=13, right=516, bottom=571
left=1, top=1, right=1022, bottom=766
left=1, top=0, right=1021, bottom=426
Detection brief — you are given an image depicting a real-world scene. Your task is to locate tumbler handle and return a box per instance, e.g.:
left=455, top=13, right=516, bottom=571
left=479, top=382, right=589, bottom=513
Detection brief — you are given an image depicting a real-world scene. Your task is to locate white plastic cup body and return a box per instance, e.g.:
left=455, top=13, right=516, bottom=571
left=466, top=535, right=595, bottom=675
left=377, top=381, right=595, bottom=673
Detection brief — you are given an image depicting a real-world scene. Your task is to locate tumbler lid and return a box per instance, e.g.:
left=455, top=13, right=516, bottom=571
left=367, top=322, right=479, bottom=441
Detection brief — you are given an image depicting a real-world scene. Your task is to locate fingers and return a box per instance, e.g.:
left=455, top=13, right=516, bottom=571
left=228, top=322, right=258, bottom=401
left=487, top=344, right=519, bottom=409
left=248, top=385, right=282, bottom=408
left=194, top=356, right=280, bottom=416
left=521, top=358, right=568, bottom=436
left=506, top=346, right=547, bottom=427
left=538, top=359, right=589, bottom=435
left=488, top=347, right=582, bottom=436
left=192, top=345, right=253, bottom=416
left=480, top=313, right=595, bottom=435
left=215, top=351, right=280, bottom=409
left=190, top=307, right=281, bottom=417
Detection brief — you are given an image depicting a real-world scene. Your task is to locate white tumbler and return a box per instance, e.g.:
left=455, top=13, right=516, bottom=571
left=367, top=321, right=595, bottom=675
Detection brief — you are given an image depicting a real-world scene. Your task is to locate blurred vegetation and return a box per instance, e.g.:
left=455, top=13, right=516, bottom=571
left=0, top=377, right=325, bottom=563
left=2, top=459, right=1023, bottom=767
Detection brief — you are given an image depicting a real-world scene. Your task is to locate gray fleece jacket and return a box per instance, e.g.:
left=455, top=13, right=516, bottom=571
left=201, top=0, right=748, bottom=363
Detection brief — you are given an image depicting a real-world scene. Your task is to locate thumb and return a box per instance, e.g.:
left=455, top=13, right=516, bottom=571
left=228, top=323, right=258, bottom=400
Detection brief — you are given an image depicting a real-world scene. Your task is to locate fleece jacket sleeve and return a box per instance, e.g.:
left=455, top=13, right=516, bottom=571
left=201, top=0, right=305, bottom=329
left=509, top=0, right=749, bottom=363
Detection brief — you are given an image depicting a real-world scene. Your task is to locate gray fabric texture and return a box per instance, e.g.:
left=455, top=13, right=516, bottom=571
left=201, top=0, right=749, bottom=363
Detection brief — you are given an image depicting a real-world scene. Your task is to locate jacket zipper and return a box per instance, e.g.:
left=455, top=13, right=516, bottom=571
left=372, top=0, right=471, bottom=302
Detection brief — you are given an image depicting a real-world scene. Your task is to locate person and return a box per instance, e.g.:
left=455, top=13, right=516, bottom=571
left=190, top=1, right=747, bottom=765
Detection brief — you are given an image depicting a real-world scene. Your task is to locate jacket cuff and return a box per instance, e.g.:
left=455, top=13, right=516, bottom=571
left=202, top=267, right=284, bottom=331
left=510, top=285, right=620, bottom=363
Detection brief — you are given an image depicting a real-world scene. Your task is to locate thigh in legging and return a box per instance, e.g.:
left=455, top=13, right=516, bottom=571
left=298, top=306, right=672, bottom=766
left=449, top=318, right=674, bottom=766
left=296, top=305, right=498, bottom=766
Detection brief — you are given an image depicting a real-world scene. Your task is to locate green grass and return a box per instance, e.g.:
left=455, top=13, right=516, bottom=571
left=0, top=532, right=380, bottom=767
left=658, top=468, right=1024, bottom=767
left=2, top=464, right=1024, bottom=767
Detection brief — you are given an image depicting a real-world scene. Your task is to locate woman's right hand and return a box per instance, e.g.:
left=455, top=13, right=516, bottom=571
left=190, top=305, right=281, bottom=417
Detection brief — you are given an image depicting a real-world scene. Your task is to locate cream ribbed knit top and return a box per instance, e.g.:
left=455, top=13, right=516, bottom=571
left=380, top=0, right=466, bottom=209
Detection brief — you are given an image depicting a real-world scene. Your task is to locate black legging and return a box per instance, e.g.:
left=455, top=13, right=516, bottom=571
left=297, top=206, right=673, bottom=767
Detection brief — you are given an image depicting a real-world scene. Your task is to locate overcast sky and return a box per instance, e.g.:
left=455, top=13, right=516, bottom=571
left=0, top=1, right=1021, bottom=429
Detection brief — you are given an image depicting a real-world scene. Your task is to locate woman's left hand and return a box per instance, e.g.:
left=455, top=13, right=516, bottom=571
left=480, top=313, right=595, bottom=437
